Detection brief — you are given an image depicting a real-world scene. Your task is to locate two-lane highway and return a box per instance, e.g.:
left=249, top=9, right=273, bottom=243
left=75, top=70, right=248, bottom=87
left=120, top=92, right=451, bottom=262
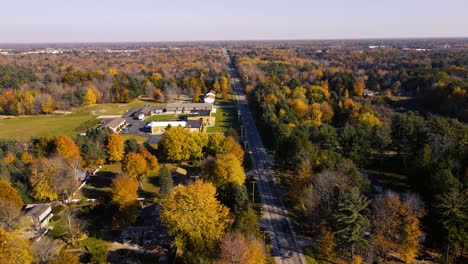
left=224, top=49, right=306, bottom=264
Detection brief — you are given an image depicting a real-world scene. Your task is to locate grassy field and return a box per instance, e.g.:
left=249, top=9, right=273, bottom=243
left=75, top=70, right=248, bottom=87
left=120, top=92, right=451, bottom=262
left=207, top=107, right=239, bottom=133
left=0, top=100, right=165, bottom=140
left=144, top=114, right=187, bottom=122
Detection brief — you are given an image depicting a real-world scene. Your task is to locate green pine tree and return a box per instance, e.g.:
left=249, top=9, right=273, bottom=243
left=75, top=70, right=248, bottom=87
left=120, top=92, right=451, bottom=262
left=159, top=165, right=173, bottom=197
left=331, top=187, right=370, bottom=259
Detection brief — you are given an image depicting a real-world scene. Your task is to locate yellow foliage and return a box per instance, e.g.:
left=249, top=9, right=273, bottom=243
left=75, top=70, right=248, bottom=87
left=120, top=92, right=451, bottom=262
left=358, top=112, right=382, bottom=127
left=0, top=228, right=34, bottom=264
left=30, top=158, right=60, bottom=201
left=41, top=95, right=54, bottom=114
left=310, top=103, right=323, bottom=126
left=161, top=180, right=229, bottom=255
left=83, top=88, right=97, bottom=105
left=107, top=133, right=125, bottom=163
left=353, top=78, right=365, bottom=96
left=290, top=98, right=308, bottom=119
left=55, top=135, right=82, bottom=163
left=3, top=152, right=15, bottom=164
left=122, top=152, right=148, bottom=182
left=246, top=239, right=267, bottom=264
left=266, top=94, right=279, bottom=104
left=111, top=175, right=138, bottom=207
left=0, top=179, right=23, bottom=209
left=213, top=153, right=246, bottom=186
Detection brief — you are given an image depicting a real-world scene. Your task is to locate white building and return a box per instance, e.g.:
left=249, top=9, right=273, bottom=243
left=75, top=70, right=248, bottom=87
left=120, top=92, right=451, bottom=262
left=203, top=91, right=216, bottom=104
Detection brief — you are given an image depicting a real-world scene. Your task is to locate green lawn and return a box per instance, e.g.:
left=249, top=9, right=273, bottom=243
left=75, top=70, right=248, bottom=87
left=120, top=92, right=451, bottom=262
left=144, top=114, right=186, bottom=122
left=207, top=107, right=240, bottom=133
left=0, top=100, right=165, bottom=140
left=214, top=93, right=237, bottom=106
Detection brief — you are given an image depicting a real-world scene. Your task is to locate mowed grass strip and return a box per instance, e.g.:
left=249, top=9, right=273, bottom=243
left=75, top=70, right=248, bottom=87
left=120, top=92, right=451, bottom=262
left=207, top=107, right=239, bottom=133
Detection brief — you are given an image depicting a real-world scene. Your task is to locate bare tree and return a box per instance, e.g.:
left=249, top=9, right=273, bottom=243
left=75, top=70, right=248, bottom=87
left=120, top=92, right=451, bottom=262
left=217, top=231, right=249, bottom=264
left=32, top=236, right=59, bottom=264
left=63, top=205, right=82, bottom=246
left=0, top=200, right=22, bottom=229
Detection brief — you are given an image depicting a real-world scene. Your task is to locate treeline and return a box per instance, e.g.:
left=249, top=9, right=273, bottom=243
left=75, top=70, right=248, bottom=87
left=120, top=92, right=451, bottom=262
left=231, top=46, right=467, bottom=263
left=234, top=47, right=467, bottom=121
left=0, top=47, right=230, bottom=115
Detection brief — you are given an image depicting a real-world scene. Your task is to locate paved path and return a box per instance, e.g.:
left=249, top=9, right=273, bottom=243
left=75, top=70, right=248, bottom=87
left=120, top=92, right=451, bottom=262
left=225, top=49, right=307, bottom=264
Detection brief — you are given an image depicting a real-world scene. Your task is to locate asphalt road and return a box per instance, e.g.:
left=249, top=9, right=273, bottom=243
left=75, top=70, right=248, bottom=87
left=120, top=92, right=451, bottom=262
left=225, top=49, right=307, bottom=264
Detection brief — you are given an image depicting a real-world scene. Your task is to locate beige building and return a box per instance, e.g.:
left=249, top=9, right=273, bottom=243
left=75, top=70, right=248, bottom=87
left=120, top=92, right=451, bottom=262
left=146, top=120, right=203, bottom=135
left=101, top=117, right=127, bottom=133
left=166, top=102, right=213, bottom=113
left=188, top=110, right=212, bottom=126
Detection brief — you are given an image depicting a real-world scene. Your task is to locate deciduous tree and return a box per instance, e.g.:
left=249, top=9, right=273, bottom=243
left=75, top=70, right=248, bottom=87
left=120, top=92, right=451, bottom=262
left=0, top=179, right=23, bottom=229
left=55, top=135, right=81, bottom=163
left=0, top=227, right=34, bottom=264
left=210, top=153, right=246, bottom=187
left=161, top=180, right=229, bottom=258
left=107, top=133, right=125, bottom=163
left=122, top=152, right=148, bottom=188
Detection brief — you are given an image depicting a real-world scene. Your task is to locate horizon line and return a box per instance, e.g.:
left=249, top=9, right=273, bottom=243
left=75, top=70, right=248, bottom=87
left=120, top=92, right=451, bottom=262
left=1, top=36, right=467, bottom=45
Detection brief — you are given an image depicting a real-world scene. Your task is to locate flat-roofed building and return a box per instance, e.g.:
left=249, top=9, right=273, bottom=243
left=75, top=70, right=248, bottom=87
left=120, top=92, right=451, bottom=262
left=188, top=110, right=212, bottom=126
left=146, top=119, right=203, bottom=135
left=166, top=102, right=213, bottom=114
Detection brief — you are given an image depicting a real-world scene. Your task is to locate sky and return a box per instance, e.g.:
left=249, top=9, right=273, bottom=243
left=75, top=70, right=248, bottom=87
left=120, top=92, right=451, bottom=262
left=0, top=0, right=467, bottom=43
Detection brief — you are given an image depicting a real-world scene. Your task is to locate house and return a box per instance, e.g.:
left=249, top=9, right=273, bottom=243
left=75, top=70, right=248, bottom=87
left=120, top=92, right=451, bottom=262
left=24, top=204, right=53, bottom=231
left=101, top=117, right=127, bottom=133
left=166, top=102, right=213, bottom=114
left=363, top=89, right=376, bottom=96
left=188, top=110, right=212, bottom=126
left=203, top=90, right=216, bottom=104
left=75, top=170, right=89, bottom=182
left=146, top=120, right=203, bottom=135
left=134, top=107, right=153, bottom=120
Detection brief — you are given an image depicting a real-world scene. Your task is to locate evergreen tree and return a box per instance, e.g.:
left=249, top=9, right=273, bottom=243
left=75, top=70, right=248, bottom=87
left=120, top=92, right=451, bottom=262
left=331, top=187, right=370, bottom=259
left=158, top=165, right=173, bottom=197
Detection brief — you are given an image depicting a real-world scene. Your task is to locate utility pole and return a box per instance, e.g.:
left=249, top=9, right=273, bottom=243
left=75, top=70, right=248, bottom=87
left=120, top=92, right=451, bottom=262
left=251, top=177, right=256, bottom=204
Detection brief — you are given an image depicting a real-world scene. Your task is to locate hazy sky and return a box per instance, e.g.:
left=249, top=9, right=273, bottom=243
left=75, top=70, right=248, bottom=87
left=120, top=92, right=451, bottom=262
left=1, top=0, right=467, bottom=43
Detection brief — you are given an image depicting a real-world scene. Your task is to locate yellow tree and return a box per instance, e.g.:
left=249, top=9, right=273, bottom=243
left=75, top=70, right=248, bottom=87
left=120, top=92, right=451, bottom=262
left=55, top=135, right=81, bottom=163
left=246, top=238, right=266, bottom=264
left=107, top=133, right=125, bottom=163
left=310, top=103, right=323, bottom=126
left=161, top=180, right=229, bottom=258
left=159, top=126, right=192, bottom=161
left=358, top=112, right=382, bottom=127
left=220, top=76, right=229, bottom=99
left=30, top=158, right=60, bottom=201
left=211, top=153, right=246, bottom=187
left=111, top=175, right=139, bottom=228
left=225, top=136, right=244, bottom=163
left=111, top=175, right=138, bottom=207
left=0, top=227, right=34, bottom=264
left=83, top=88, right=97, bottom=105
left=153, top=88, right=163, bottom=101
left=353, top=77, right=365, bottom=96
left=138, top=146, right=160, bottom=173
left=0, top=179, right=23, bottom=229
left=41, top=95, right=54, bottom=114
left=20, top=91, right=35, bottom=114
left=121, top=152, right=148, bottom=188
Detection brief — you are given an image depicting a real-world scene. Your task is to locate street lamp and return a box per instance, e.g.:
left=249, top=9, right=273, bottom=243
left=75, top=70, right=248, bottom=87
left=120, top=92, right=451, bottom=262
left=250, top=176, right=256, bottom=204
